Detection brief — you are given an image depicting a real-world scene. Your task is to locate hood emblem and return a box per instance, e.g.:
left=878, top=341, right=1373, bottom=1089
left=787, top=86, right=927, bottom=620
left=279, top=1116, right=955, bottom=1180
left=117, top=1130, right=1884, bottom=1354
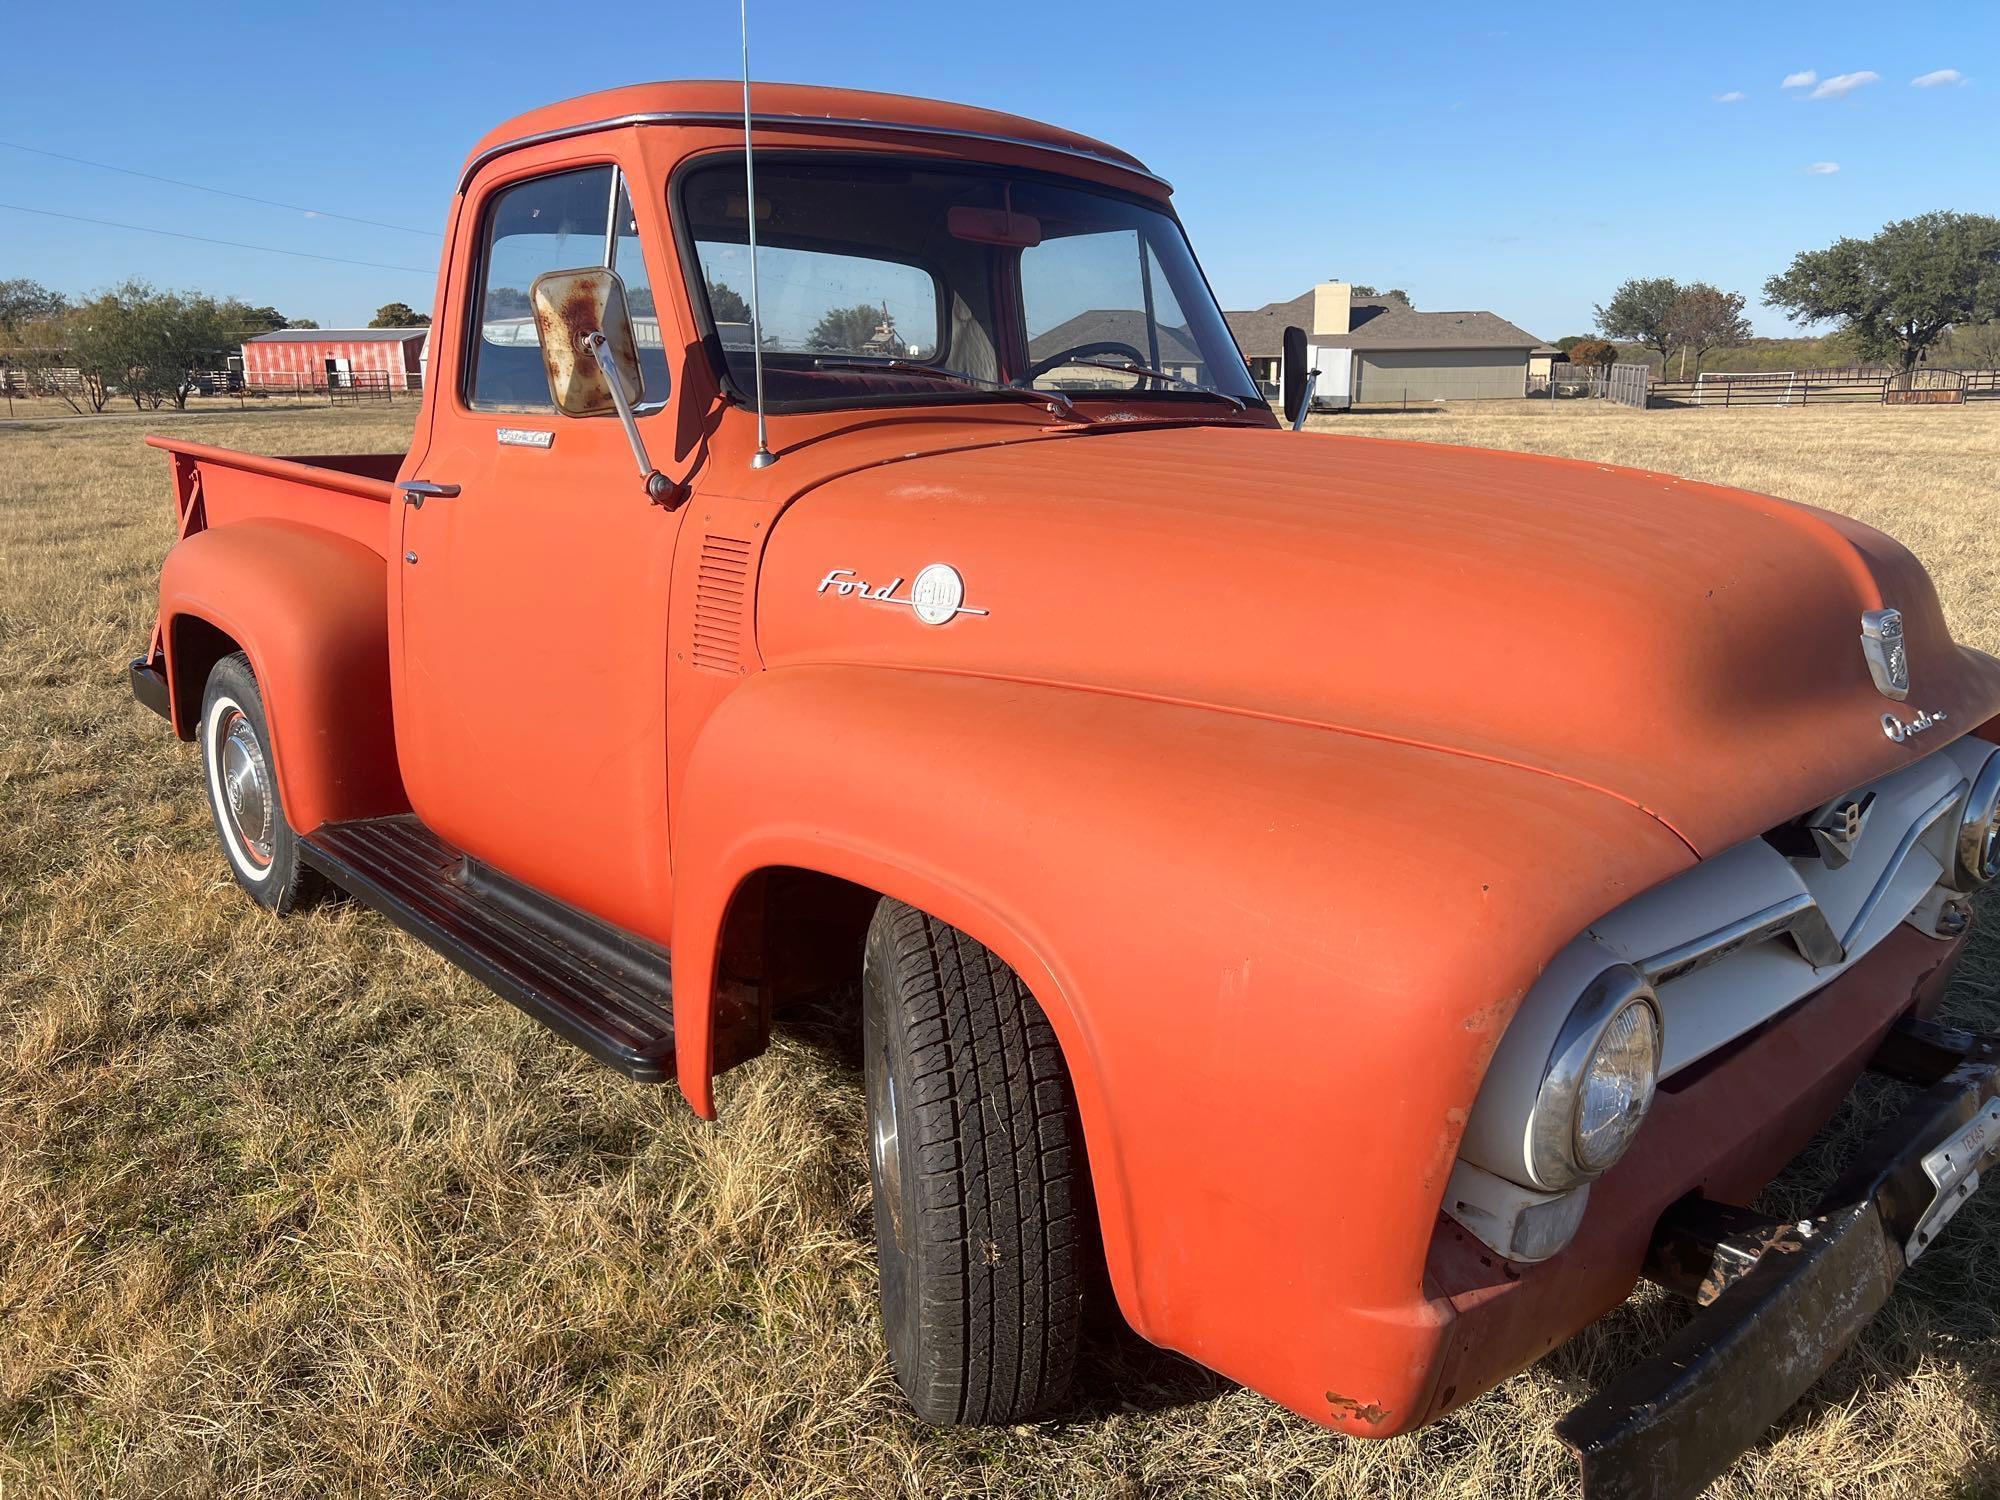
left=1860, top=609, right=1909, bottom=701
left=817, top=565, right=989, bottom=626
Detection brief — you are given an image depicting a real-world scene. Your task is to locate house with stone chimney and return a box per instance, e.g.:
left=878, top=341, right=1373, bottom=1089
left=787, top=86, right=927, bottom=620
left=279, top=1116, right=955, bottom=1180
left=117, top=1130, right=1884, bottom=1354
left=1224, top=281, right=1544, bottom=408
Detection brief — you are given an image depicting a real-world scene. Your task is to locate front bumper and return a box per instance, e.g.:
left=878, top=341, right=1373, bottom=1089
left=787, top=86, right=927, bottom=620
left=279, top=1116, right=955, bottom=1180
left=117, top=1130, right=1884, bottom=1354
left=1556, top=1016, right=2000, bottom=1500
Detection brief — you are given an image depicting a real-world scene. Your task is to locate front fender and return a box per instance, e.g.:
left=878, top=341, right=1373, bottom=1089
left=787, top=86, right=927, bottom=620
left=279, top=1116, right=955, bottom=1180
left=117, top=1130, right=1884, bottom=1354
left=161, top=519, right=406, bottom=834
left=670, top=663, right=1695, bottom=1430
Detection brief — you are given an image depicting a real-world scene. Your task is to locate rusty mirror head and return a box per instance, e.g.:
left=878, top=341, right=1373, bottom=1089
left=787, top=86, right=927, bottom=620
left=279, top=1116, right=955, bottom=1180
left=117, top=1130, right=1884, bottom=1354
left=529, top=267, right=642, bottom=417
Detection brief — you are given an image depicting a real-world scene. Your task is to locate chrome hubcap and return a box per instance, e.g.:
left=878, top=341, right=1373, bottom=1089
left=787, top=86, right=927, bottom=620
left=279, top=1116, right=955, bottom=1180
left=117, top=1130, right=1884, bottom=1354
left=218, top=710, right=273, bottom=865
left=872, top=1063, right=905, bottom=1248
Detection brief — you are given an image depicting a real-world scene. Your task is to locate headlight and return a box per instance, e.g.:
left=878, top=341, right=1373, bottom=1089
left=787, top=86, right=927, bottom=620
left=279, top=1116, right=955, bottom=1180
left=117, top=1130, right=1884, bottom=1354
left=1951, top=751, right=2000, bottom=891
left=1526, top=967, right=1662, bottom=1191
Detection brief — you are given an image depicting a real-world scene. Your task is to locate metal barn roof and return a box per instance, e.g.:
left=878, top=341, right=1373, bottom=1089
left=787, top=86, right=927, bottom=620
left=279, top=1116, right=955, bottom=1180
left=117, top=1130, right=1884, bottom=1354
left=242, top=328, right=429, bottom=343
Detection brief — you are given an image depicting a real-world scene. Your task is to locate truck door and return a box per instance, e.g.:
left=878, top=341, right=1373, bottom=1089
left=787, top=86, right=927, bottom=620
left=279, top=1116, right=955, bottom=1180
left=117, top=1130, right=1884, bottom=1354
left=393, top=159, right=687, bottom=941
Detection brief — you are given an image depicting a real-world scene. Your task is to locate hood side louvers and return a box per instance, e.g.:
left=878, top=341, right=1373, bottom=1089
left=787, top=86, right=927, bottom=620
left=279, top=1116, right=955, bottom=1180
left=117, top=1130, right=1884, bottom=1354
left=693, top=533, right=753, bottom=675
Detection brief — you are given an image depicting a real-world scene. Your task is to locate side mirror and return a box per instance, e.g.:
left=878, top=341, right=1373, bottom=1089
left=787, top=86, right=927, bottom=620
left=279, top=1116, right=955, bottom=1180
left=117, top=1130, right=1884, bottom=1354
left=528, top=266, right=685, bottom=509
left=530, top=266, right=644, bottom=416
left=1281, top=325, right=1309, bottom=426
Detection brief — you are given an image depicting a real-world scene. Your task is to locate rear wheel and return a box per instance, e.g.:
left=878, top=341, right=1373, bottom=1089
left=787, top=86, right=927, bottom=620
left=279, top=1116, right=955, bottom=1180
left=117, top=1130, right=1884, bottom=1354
left=862, top=898, right=1089, bottom=1424
left=199, top=652, right=319, bottom=913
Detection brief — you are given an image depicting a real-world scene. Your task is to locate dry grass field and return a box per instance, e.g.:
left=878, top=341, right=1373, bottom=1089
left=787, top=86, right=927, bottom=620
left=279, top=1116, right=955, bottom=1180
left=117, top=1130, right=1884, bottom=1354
left=2, top=399, right=1997, bottom=1498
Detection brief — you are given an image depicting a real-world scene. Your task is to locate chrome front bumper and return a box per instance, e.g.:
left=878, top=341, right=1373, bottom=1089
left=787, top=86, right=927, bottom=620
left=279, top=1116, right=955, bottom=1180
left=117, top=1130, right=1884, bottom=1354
left=1556, top=1017, right=2000, bottom=1500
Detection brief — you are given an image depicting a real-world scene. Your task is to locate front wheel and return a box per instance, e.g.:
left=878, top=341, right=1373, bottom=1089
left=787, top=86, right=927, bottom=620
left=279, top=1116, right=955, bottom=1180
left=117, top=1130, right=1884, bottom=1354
left=199, top=652, right=319, bottom=913
left=862, top=898, right=1090, bottom=1424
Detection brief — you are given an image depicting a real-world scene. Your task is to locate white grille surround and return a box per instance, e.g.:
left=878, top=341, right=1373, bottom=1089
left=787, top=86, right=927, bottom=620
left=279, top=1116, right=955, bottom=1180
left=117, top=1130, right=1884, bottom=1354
left=1455, top=733, right=1998, bottom=1211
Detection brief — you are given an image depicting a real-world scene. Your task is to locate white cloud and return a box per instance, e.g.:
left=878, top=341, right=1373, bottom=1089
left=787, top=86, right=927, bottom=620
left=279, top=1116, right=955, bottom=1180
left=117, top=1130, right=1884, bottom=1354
left=1805, top=161, right=1841, bottom=175
left=1912, top=69, right=1965, bottom=88
left=1715, top=90, right=1747, bottom=103
left=1781, top=70, right=1817, bottom=88
left=1810, top=70, right=1879, bottom=99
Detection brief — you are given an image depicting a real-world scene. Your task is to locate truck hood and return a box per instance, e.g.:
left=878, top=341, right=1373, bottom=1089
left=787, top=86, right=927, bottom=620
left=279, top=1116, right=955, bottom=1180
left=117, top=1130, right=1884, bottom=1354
left=755, top=423, right=2000, bottom=854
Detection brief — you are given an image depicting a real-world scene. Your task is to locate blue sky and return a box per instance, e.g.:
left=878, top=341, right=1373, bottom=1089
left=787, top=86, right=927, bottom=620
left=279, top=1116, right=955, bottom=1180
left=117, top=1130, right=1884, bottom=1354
left=2, top=1, right=1992, bottom=338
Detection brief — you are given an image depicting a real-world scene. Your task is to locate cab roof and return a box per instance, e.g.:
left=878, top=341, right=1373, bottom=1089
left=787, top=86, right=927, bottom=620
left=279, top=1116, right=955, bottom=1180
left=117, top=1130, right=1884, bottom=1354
left=459, top=80, right=1164, bottom=193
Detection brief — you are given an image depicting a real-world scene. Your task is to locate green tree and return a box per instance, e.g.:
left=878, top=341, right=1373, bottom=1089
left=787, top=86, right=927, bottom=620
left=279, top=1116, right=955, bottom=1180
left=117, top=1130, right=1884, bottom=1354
left=0, top=277, right=69, bottom=339
left=807, top=302, right=891, bottom=353
left=1350, top=284, right=1414, bottom=308
left=369, top=301, right=430, bottom=328
left=1664, top=283, right=1753, bottom=376
left=1555, top=335, right=1585, bottom=354
left=224, top=303, right=290, bottom=335
left=1594, top=276, right=1682, bottom=369
left=1764, top=212, right=2000, bottom=384
left=72, top=281, right=237, bottom=411
left=707, top=279, right=751, bottom=323
left=288, top=318, right=321, bottom=329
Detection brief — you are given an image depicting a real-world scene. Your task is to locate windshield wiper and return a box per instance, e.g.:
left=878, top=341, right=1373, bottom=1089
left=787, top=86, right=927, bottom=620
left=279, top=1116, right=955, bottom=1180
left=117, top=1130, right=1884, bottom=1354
left=811, top=358, right=1093, bottom=425
left=1056, top=358, right=1249, bottom=410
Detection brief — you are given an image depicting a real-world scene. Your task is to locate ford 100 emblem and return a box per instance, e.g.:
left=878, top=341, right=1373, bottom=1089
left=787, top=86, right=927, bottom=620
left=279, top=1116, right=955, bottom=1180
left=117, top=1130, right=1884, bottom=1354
left=817, top=565, right=989, bottom=626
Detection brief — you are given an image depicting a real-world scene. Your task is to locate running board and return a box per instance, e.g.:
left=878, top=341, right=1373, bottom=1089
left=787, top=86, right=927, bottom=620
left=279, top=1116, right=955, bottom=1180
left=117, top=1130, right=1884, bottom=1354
left=299, top=816, right=676, bottom=1082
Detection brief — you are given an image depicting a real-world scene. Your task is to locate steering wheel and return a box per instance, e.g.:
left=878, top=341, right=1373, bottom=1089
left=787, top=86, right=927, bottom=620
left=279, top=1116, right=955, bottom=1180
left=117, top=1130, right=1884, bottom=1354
left=1024, top=339, right=1150, bottom=384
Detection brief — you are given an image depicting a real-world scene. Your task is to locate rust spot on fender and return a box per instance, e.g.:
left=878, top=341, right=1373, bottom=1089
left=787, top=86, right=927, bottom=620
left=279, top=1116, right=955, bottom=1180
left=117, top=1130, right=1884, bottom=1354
left=1324, top=1390, right=1392, bottom=1426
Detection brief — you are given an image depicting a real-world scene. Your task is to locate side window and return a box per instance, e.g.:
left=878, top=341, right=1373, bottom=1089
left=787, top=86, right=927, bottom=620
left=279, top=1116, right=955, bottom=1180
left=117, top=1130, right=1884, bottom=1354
left=466, top=166, right=614, bottom=410
left=611, top=178, right=672, bottom=406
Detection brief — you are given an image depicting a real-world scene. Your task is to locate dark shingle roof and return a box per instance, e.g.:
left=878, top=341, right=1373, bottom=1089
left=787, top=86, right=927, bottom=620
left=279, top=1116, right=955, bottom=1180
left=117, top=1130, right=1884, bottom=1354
left=1028, top=309, right=1205, bottom=365
left=1224, top=292, right=1540, bottom=358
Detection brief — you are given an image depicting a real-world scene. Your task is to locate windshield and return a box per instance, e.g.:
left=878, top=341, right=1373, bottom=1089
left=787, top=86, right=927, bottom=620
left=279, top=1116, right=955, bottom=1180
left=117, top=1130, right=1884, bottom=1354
left=677, top=155, right=1262, bottom=412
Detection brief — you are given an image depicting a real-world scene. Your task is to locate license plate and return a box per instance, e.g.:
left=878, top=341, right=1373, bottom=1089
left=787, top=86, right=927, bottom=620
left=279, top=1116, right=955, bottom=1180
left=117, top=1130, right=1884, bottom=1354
left=1907, top=1096, right=2000, bottom=1263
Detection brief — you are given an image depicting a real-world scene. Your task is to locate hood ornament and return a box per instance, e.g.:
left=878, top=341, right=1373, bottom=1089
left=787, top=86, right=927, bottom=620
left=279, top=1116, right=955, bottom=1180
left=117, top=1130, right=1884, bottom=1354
left=1860, top=609, right=1909, bottom=701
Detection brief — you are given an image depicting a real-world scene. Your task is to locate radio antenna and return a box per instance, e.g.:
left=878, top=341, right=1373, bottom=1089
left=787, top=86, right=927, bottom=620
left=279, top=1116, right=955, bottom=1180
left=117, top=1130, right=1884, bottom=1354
left=740, top=0, right=774, bottom=468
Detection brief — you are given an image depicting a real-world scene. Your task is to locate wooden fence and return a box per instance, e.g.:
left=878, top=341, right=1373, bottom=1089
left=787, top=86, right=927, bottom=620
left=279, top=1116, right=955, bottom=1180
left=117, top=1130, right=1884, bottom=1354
left=1649, top=367, right=1999, bottom=407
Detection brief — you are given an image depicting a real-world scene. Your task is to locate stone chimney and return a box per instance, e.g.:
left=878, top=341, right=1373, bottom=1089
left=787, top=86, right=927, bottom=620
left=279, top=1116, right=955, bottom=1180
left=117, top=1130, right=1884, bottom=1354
left=1312, top=281, right=1352, bottom=337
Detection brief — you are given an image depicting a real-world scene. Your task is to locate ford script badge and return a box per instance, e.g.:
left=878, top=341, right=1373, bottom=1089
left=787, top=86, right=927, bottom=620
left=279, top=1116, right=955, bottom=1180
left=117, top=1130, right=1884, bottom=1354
left=1860, top=609, right=1909, bottom=701
left=817, top=565, right=989, bottom=626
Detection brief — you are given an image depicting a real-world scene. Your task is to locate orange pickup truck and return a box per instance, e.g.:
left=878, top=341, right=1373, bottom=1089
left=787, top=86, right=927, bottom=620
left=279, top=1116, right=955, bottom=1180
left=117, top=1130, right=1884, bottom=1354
left=132, top=82, right=2000, bottom=1499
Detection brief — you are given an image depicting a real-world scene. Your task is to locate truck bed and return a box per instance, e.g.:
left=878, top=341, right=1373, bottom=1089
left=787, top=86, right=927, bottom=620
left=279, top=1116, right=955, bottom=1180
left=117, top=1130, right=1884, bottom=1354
left=143, top=437, right=406, bottom=557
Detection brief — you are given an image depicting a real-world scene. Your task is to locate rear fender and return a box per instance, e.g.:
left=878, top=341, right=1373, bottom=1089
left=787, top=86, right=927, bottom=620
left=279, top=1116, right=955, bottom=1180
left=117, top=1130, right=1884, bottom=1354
left=161, top=519, right=407, bottom=833
left=669, top=664, right=1695, bottom=1424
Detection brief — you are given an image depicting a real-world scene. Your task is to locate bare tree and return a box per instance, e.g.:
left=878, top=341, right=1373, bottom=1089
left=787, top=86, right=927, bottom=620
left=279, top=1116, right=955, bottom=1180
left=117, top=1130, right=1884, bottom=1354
left=1951, top=320, right=2000, bottom=368
left=1664, top=284, right=1753, bottom=376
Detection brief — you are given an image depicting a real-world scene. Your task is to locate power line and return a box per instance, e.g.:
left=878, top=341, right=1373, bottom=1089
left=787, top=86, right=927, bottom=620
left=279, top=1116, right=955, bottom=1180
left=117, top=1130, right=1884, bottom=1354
left=0, top=202, right=434, bottom=274
left=0, top=139, right=440, bottom=237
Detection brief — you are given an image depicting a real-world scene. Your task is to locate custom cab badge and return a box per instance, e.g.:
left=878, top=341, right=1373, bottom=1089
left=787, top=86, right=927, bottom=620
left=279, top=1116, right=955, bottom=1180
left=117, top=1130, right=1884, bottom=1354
left=817, top=565, right=989, bottom=626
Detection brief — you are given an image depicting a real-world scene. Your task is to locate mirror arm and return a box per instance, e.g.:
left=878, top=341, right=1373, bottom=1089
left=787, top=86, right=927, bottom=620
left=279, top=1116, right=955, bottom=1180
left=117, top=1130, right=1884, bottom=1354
left=1291, top=366, right=1319, bottom=431
left=580, top=331, right=687, bottom=508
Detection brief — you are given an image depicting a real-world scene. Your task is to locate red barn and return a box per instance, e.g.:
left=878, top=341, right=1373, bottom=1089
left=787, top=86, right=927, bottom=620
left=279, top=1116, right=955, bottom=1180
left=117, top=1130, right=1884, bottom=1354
left=240, top=327, right=429, bottom=391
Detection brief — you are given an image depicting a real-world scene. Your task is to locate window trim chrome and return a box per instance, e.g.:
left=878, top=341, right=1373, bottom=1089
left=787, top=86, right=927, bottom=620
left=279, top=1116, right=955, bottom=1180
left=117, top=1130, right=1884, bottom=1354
left=458, top=111, right=1171, bottom=195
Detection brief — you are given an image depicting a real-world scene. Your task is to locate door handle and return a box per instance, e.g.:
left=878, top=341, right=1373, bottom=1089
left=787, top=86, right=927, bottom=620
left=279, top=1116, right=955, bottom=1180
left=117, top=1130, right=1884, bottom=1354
left=400, top=481, right=460, bottom=509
